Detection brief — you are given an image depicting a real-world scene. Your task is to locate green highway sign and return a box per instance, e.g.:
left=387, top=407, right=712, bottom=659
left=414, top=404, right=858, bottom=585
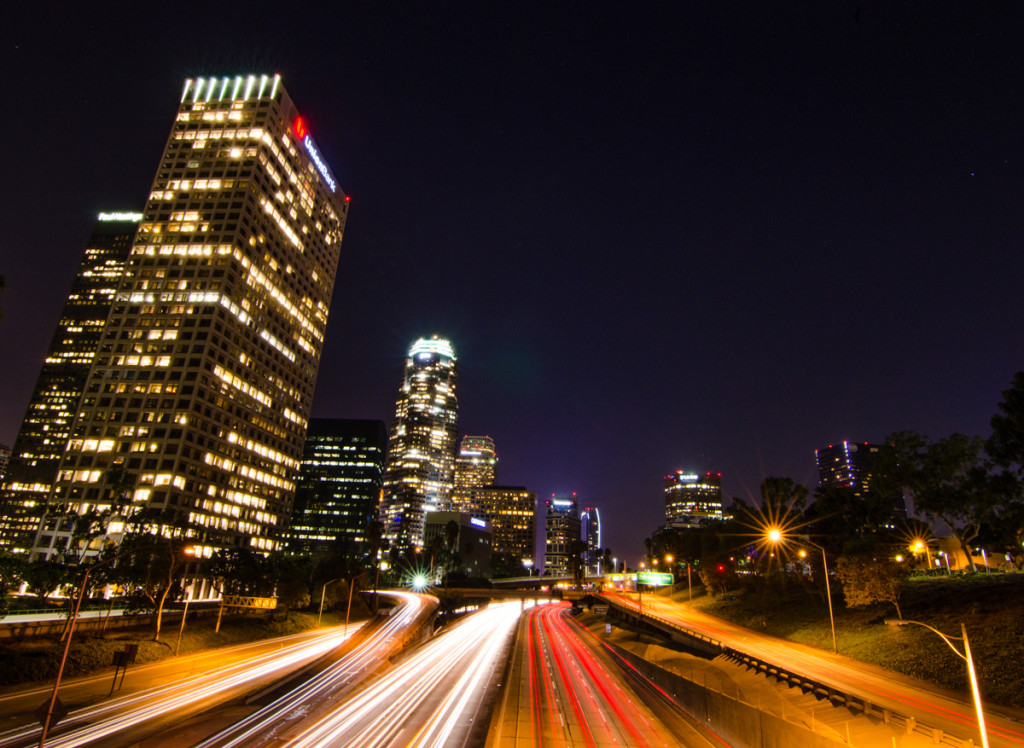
left=637, top=572, right=673, bottom=586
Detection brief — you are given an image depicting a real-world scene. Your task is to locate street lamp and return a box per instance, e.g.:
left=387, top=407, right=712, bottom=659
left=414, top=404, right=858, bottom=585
left=41, top=543, right=192, bottom=747
left=318, top=577, right=345, bottom=626
left=885, top=619, right=988, bottom=748
left=768, top=529, right=837, bottom=654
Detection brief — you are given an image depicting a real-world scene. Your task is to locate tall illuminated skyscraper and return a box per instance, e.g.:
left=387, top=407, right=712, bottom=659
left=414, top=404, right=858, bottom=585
left=0, top=213, right=139, bottom=552
left=380, top=336, right=459, bottom=548
left=25, top=75, right=348, bottom=559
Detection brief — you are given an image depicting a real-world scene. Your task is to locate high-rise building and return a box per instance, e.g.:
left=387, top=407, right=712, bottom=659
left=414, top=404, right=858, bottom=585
left=423, top=510, right=492, bottom=579
left=25, top=75, right=348, bottom=560
left=664, top=471, right=725, bottom=528
left=0, top=213, right=139, bottom=552
left=544, top=494, right=581, bottom=576
left=0, top=444, right=11, bottom=483
left=580, top=505, right=601, bottom=574
left=454, top=435, right=497, bottom=491
left=286, top=419, right=387, bottom=559
left=816, top=440, right=907, bottom=519
left=453, top=485, right=535, bottom=562
left=380, top=336, right=459, bottom=549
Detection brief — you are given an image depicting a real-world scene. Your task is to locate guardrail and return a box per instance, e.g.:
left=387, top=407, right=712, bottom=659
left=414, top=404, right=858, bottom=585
left=601, top=595, right=979, bottom=748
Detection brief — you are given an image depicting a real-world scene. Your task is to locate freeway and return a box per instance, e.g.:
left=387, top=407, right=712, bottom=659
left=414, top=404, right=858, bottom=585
left=490, top=601, right=724, bottom=747
left=0, top=623, right=363, bottom=747
left=267, top=599, right=521, bottom=747
left=605, top=591, right=1024, bottom=748
left=193, top=590, right=439, bottom=747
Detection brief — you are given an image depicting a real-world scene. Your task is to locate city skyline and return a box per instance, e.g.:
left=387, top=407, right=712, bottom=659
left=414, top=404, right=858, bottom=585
left=3, top=5, right=1024, bottom=562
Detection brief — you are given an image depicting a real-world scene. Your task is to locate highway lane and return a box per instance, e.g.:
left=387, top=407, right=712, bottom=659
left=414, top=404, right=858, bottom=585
left=490, top=601, right=723, bottom=747
left=0, top=622, right=365, bottom=748
left=605, top=591, right=1024, bottom=748
left=272, top=600, right=522, bottom=748
left=193, top=590, right=440, bottom=748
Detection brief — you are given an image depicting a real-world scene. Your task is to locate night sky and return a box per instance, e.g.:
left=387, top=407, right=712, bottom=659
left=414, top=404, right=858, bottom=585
left=2, top=3, right=1023, bottom=563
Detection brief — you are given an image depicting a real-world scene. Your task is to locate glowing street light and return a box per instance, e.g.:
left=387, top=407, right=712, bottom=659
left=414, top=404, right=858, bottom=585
left=767, top=529, right=837, bottom=654
left=885, top=619, right=988, bottom=748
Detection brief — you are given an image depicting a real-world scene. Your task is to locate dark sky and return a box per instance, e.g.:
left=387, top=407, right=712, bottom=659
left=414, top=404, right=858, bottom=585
left=2, top=3, right=1023, bottom=563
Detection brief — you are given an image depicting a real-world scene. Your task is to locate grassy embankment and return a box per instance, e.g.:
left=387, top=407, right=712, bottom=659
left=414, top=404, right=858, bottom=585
left=663, top=572, right=1024, bottom=710
left=0, top=603, right=369, bottom=689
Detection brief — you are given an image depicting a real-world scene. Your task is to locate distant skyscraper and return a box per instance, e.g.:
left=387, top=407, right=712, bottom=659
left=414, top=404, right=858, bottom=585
left=454, top=435, right=497, bottom=491
left=664, top=471, right=725, bottom=528
left=816, top=441, right=907, bottom=519
left=454, top=485, right=536, bottom=562
left=380, top=336, right=459, bottom=548
left=580, top=506, right=601, bottom=574
left=23, top=75, right=348, bottom=560
left=286, top=419, right=387, bottom=559
left=0, top=213, right=138, bottom=552
left=544, top=494, right=581, bottom=576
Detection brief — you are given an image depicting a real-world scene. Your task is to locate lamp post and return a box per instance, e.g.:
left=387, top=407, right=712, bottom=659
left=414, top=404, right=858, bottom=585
left=768, top=529, right=837, bottom=654
left=637, top=561, right=645, bottom=613
left=346, top=571, right=367, bottom=632
left=318, top=577, right=345, bottom=626
left=885, top=619, right=988, bottom=748
left=41, top=543, right=191, bottom=747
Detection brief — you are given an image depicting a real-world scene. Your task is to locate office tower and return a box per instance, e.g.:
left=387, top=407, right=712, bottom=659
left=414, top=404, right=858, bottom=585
left=544, top=494, right=581, bottom=576
left=816, top=440, right=907, bottom=519
left=0, top=213, right=139, bottom=552
left=664, top=471, right=725, bottom=528
left=286, top=419, right=387, bottom=559
left=580, top=505, right=601, bottom=574
left=28, top=75, right=348, bottom=560
left=0, top=444, right=11, bottom=483
left=453, top=485, right=536, bottom=562
left=454, top=435, right=497, bottom=491
left=380, top=336, right=459, bottom=549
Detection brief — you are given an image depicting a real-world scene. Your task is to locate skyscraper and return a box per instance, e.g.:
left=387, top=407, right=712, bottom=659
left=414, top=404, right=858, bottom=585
left=286, top=419, right=387, bottom=559
left=0, top=213, right=139, bottom=552
left=580, top=505, right=601, bottom=574
left=25, top=75, right=348, bottom=560
left=664, top=471, right=725, bottom=528
left=816, top=441, right=907, bottom=520
left=454, top=485, right=536, bottom=563
left=544, top=494, right=581, bottom=576
left=380, top=336, right=459, bottom=548
left=454, top=435, right=497, bottom=491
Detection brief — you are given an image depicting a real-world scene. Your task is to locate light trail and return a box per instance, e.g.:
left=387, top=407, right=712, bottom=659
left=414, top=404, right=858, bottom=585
left=0, top=624, right=362, bottom=748
left=285, top=600, right=522, bottom=748
left=525, top=602, right=680, bottom=747
left=196, top=590, right=437, bottom=747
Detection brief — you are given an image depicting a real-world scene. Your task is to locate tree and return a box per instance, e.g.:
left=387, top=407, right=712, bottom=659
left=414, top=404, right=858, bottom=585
left=835, top=552, right=908, bottom=619
left=22, top=559, right=68, bottom=604
left=988, top=371, right=1024, bottom=480
left=883, top=431, right=1003, bottom=572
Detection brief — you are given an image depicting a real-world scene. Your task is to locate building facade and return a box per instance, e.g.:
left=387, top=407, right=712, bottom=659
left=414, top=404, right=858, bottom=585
left=453, top=484, right=536, bottom=563
left=0, top=213, right=139, bottom=551
left=423, top=510, right=492, bottom=579
left=580, top=505, right=601, bottom=574
left=28, top=75, right=348, bottom=560
left=816, top=440, right=907, bottom=520
left=664, top=471, right=725, bottom=528
left=380, top=336, right=459, bottom=549
left=286, top=419, right=387, bottom=559
left=544, top=494, right=581, bottom=576
left=453, top=435, right=497, bottom=491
